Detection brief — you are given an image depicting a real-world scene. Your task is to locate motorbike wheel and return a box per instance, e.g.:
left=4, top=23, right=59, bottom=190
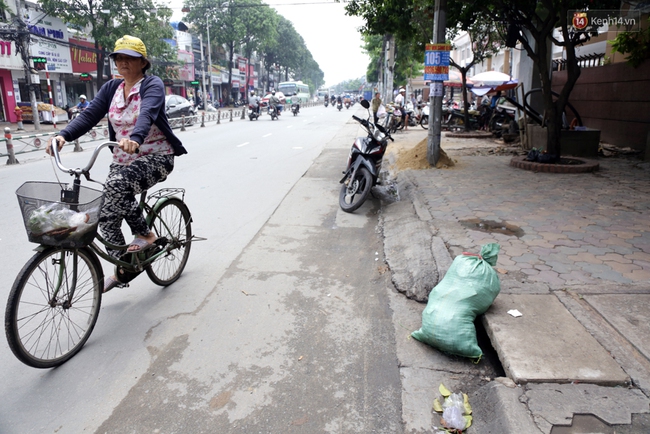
left=447, top=116, right=464, bottom=131
left=339, top=167, right=373, bottom=213
left=420, top=115, right=429, bottom=129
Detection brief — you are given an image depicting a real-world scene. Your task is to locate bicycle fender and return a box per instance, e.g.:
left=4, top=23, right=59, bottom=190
left=146, top=197, right=173, bottom=226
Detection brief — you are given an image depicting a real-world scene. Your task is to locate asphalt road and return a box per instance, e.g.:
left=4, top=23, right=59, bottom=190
left=0, top=104, right=402, bottom=433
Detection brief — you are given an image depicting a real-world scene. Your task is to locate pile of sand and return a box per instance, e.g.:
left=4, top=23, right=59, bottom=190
left=389, top=138, right=455, bottom=173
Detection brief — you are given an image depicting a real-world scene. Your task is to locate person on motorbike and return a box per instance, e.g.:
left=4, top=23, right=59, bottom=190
left=249, top=90, right=260, bottom=115
left=291, top=92, right=300, bottom=113
left=269, top=90, right=281, bottom=115
left=371, top=92, right=382, bottom=124
left=394, top=88, right=407, bottom=130
left=69, top=95, right=89, bottom=117
left=336, top=94, right=342, bottom=105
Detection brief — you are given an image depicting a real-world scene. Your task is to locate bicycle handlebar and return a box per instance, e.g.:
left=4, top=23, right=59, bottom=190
left=50, top=140, right=118, bottom=177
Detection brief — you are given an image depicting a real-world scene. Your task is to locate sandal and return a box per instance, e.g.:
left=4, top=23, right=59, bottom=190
left=127, top=237, right=157, bottom=253
left=103, top=276, right=120, bottom=293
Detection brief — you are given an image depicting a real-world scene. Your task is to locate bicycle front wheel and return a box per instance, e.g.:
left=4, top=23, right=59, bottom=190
left=5, top=247, right=102, bottom=368
left=146, top=198, right=192, bottom=286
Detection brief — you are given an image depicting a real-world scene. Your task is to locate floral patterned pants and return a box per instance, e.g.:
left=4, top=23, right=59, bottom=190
left=99, top=154, right=174, bottom=258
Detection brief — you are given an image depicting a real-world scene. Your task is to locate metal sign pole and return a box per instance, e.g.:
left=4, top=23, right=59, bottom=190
left=427, top=0, right=447, bottom=167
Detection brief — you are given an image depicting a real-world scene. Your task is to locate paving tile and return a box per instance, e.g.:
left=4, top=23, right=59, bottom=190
left=625, top=251, right=650, bottom=262
left=632, top=259, right=650, bottom=270
left=553, top=239, right=582, bottom=248
left=624, top=268, right=650, bottom=281
left=564, top=232, right=588, bottom=240
left=511, top=253, right=542, bottom=264
left=599, top=237, right=635, bottom=248
left=529, top=270, right=565, bottom=286
left=545, top=261, right=578, bottom=274
left=608, top=261, right=642, bottom=275
left=537, top=231, right=570, bottom=241
left=567, top=252, right=603, bottom=264
left=558, top=270, right=598, bottom=284
left=556, top=246, right=584, bottom=256
left=595, top=253, right=633, bottom=264
left=611, top=231, right=641, bottom=240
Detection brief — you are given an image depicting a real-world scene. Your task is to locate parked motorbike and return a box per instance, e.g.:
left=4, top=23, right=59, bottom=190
left=419, top=104, right=429, bottom=129
left=269, top=105, right=279, bottom=120
left=443, top=102, right=481, bottom=131
left=488, top=105, right=518, bottom=138
left=384, top=104, right=404, bottom=133
left=248, top=105, right=260, bottom=121
left=291, top=103, right=300, bottom=116
left=339, top=99, right=393, bottom=213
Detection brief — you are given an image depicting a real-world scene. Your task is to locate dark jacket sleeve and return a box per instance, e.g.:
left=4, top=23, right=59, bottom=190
left=58, top=80, right=121, bottom=142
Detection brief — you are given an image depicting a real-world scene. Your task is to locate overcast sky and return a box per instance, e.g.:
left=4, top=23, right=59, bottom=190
left=167, top=0, right=370, bottom=88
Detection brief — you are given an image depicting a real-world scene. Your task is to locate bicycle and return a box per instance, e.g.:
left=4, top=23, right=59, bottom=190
left=5, top=141, right=200, bottom=369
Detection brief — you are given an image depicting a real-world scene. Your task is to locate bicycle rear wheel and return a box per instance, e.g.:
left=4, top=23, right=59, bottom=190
left=146, top=198, right=192, bottom=286
left=5, top=247, right=102, bottom=368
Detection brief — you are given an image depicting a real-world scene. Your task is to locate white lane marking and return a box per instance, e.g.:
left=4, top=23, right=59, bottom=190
left=287, top=125, right=293, bottom=129
left=237, top=142, right=249, bottom=147
left=263, top=133, right=272, bottom=138
left=293, top=147, right=303, bottom=149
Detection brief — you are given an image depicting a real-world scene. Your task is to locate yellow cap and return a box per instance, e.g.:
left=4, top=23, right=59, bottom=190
left=110, top=35, right=147, bottom=58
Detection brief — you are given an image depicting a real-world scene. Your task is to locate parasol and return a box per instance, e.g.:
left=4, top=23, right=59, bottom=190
left=470, top=70, right=513, bottom=87
left=443, top=70, right=473, bottom=88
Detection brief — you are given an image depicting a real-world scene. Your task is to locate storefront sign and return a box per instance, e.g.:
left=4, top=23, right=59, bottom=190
left=231, top=79, right=240, bottom=89
left=177, top=50, right=194, bottom=81
left=25, top=8, right=72, bottom=73
left=0, top=40, right=24, bottom=70
left=69, top=37, right=98, bottom=73
left=238, top=58, right=246, bottom=74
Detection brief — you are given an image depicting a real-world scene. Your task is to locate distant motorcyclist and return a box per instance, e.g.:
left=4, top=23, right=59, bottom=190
left=269, top=90, right=282, bottom=115
left=291, top=92, right=300, bottom=113
left=68, top=95, right=89, bottom=119
left=336, top=94, right=342, bottom=105
left=249, top=90, right=260, bottom=115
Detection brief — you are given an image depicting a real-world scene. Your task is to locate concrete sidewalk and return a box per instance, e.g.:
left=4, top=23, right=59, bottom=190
left=380, top=128, right=650, bottom=433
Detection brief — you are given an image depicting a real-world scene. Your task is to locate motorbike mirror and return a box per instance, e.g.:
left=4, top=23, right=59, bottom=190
left=375, top=123, right=387, bottom=134
left=360, top=100, right=370, bottom=109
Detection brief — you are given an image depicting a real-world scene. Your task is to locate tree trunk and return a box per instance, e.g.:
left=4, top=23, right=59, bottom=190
left=461, top=69, right=471, bottom=132
left=227, top=43, right=234, bottom=105
left=96, top=42, right=105, bottom=90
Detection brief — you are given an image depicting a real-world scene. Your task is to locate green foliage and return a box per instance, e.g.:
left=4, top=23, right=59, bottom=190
left=182, top=1, right=322, bottom=94
left=39, top=0, right=177, bottom=87
left=610, top=17, right=650, bottom=68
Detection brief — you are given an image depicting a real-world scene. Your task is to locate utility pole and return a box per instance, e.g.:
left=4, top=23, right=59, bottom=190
left=17, top=0, right=41, bottom=131
left=427, top=0, right=446, bottom=166
left=206, top=20, right=213, bottom=103
left=199, top=33, right=207, bottom=110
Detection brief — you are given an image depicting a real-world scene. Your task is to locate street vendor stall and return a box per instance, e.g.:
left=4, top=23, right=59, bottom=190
left=17, top=102, right=68, bottom=124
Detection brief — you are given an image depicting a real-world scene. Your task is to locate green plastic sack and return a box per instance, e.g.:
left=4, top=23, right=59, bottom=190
left=411, top=243, right=501, bottom=359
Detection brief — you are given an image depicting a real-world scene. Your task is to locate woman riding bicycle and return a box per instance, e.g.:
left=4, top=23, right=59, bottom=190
left=46, top=35, right=188, bottom=293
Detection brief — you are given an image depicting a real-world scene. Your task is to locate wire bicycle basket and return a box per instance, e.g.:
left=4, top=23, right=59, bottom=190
left=16, top=181, right=104, bottom=248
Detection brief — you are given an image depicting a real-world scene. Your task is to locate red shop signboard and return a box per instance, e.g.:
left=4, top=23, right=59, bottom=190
left=69, top=37, right=98, bottom=74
